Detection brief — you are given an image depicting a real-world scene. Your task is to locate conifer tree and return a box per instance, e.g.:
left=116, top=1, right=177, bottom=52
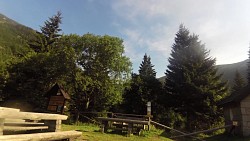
left=165, top=24, right=228, bottom=131
left=232, top=70, right=246, bottom=93
left=139, top=54, right=156, bottom=78
left=30, top=11, right=62, bottom=52
left=123, top=54, right=162, bottom=115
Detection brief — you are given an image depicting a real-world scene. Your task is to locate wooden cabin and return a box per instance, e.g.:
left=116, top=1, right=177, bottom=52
left=219, top=86, right=250, bottom=136
left=45, top=83, right=70, bottom=114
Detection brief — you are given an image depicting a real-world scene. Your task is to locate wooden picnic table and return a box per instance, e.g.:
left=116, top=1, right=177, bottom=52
left=0, top=107, right=82, bottom=140
left=96, top=117, right=150, bottom=136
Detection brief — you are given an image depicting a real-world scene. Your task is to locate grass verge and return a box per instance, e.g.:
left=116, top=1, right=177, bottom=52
left=62, top=123, right=173, bottom=141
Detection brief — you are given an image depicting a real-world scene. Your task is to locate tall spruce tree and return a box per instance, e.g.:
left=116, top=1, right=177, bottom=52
left=232, top=70, right=246, bottom=93
left=165, top=25, right=228, bottom=131
left=29, top=11, right=62, bottom=52
left=123, top=54, right=162, bottom=115
left=139, top=54, right=156, bottom=78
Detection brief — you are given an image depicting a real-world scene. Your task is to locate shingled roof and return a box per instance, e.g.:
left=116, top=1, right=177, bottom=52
left=45, top=83, right=70, bottom=100
left=218, top=86, right=250, bottom=107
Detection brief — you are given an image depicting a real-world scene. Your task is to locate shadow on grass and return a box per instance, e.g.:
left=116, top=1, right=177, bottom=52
left=204, top=133, right=250, bottom=141
left=92, top=129, right=130, bottom=136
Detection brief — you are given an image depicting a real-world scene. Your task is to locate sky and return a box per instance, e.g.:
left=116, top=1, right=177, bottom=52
left=0, top=0, right=250, bottom=78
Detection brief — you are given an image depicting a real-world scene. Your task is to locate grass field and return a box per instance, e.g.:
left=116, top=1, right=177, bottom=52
left=62, top=123, right=172, bottom=141
left=62, top=123, right=250, bottom=141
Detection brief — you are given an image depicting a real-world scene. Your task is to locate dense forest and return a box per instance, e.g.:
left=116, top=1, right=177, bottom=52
left=0, top=12, right=247, bottom=132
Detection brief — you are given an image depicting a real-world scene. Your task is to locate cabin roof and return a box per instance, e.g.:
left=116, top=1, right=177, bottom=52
left=218, top=86, right=250, bottom=107
left=45, top=83, right=70, bottom=100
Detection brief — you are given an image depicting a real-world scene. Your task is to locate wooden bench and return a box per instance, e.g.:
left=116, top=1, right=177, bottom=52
left=0, top=107, right=82, bottom=140
left=96, top=117, right=150, bottom=136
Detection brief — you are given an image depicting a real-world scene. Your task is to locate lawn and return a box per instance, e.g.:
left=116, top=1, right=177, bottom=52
left=62, top=123, right=173, bottom=141
left=62, top=124, right=250, bottom=141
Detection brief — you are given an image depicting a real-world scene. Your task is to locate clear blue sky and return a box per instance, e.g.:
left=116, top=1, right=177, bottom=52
left=1, top=0, right=250, bottom=77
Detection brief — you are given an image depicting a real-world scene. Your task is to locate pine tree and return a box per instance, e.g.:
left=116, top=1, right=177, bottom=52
left=165, top=24, right=228, bottom=131
left=30, top=11, right=62, bottom=52
left=232, top=70, right=246, bottom=93
left=139, top=54, right=156, bottom=78
left=123, top=54, right=162, bottom=115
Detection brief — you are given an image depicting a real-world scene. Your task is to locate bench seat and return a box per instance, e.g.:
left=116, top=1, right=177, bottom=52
left=4, top=125, right=48, bottom=131
left=0, top=130, right=82, bottom=141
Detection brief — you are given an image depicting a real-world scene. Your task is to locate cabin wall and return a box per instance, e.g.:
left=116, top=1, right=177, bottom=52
left=241, top=95, right=250, bottom=136
left=223, top=104, right=242, bottom=135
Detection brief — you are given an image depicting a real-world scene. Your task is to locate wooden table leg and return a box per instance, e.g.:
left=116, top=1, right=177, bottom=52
left=103, top=121, right=108, bottom=133
left=127, top=123, right=133, bottom=137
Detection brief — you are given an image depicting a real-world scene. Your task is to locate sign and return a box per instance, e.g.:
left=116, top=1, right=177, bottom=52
left=147, top=102, right=151, bottom=116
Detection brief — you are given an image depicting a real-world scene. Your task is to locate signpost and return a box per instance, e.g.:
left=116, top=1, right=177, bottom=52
left=147, top=102, right=151, bottom=116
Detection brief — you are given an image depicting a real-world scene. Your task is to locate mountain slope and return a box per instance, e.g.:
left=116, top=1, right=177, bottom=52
left=0, top=13, right=35, bottom=64
left=158, top=60, right=248, bottom=87
left=217, top=59, right=248, bottom=86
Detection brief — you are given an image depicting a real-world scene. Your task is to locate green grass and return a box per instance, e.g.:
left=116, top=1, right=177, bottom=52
left=204, top=133, right=250, bottom=141
left=62, top=123, right=250, bottom=141
left=62, top=123, right=173, bottom=141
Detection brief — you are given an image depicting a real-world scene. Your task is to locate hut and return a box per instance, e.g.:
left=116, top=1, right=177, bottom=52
left=45, top=83, right=70, bottom=114
left=219, top=86, right=250, bottom=136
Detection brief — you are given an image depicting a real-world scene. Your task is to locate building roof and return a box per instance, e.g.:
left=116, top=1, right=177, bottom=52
left=218, top=86, right=250, bottom=107
left=45, top=83, right=70, bottom=100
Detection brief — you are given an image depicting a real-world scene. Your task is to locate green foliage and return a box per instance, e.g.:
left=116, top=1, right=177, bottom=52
left=123, top=74, right=145, bottom=114
left=5, top=47, right=76, bottom=109
left=60, top=34, right=132, bottom=114
left=0, top=14, right=34, bottom=64
left=165, top=25, right=228, bottom=131
left=0, top=62, right=8, bottom=99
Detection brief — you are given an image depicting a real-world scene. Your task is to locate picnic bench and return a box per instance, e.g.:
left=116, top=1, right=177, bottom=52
left=0, top=107, right=82, bottom=141
left=96, top=113, right=151, bottom=136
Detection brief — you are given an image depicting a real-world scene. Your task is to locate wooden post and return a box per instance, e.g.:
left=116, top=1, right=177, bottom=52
left=43, top=120, right=61, bottom=132
left=127, top=123, right=133, bottom=136
left=102, top=121, right=108, bottom=133
left=0, top=118, right=4, bottom=135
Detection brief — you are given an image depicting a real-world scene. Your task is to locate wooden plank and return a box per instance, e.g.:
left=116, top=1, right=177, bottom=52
left=96, top=117, right=150, bottom=125
left=49, top=100, right=64, bottom=106
left=47, top=105, right=57, bottom=111
left=5, top=119, right=25, bottom=123
left=50, top=96, right=64, bottom=101
left=4, top=122, right=45, bottom=126
left=4, top=126, right=48, bottom=131
left=0, top=111, right=67, bottom=120
left=0, top=130, right=82, bottom=141
left=0, top=107, right=20, bottom=112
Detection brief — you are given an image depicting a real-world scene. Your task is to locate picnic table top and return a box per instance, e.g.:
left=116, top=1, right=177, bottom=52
left=96, top=117, right=150, bottom=125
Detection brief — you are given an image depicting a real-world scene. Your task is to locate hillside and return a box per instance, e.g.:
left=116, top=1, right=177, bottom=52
left=158, top=59, right=248, bottom=87
left=0, top=13, right=35, bottom=65
left=217, top=59, right=248, bottom=86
